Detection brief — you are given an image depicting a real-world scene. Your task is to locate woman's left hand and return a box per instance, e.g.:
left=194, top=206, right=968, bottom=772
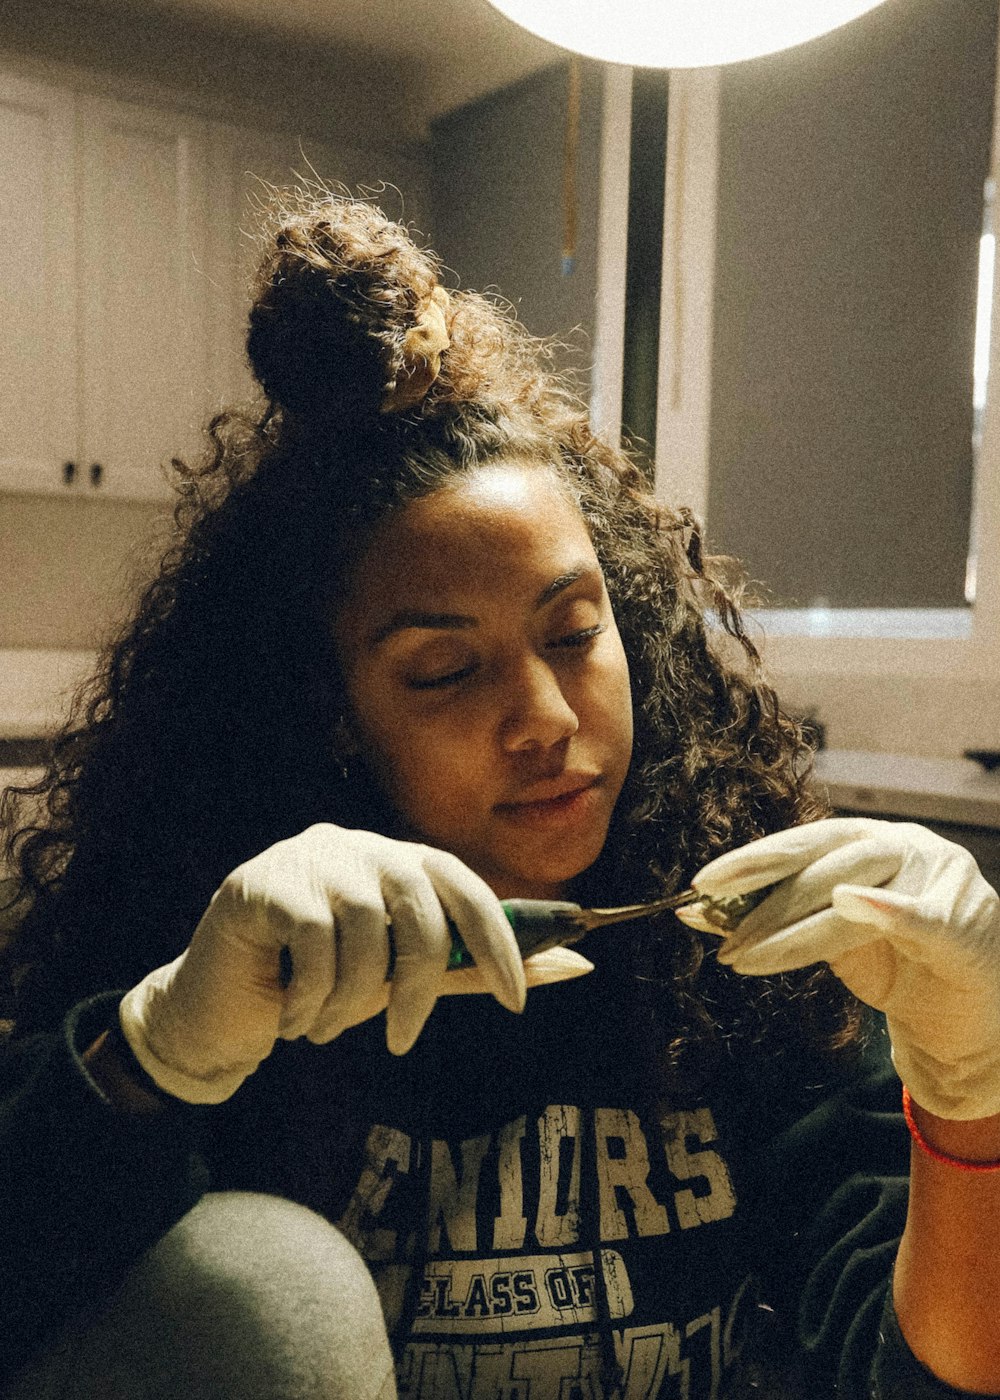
left=677, top=817, right=1000, bottom=1120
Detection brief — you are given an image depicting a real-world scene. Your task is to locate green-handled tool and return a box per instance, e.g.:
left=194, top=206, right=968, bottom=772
left=438, top=884, right=775, bottom=973
left=281, top=886, right=777, bottom=986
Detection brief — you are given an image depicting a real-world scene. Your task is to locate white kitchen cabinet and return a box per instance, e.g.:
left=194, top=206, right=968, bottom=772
left=0, top=63, right=427, bottom=502
left=77, top=94, right=212, bottom=499
left=0, top=74, right=78, bottom=496
left=0, top=80, right=214, bottom=501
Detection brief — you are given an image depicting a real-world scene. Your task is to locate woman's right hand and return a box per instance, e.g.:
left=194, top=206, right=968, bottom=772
left=117, top=823, right=592, bottom=1104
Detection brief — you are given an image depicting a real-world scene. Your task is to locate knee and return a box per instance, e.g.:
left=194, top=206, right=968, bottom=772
left=9, top=1193, right=397, bottom=1400
left=140, top=1192, right=396, bottom=1398
left=153, top=1191, right=386, bottom=1330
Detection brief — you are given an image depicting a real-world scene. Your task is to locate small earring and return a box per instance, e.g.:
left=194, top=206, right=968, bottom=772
left=331, top=714, right=358, bottom=782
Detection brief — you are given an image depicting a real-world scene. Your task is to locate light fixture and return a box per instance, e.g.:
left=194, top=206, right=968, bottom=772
left=484, top=1, right=891, bottom=69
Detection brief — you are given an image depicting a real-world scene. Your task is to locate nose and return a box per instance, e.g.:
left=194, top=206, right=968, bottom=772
left=500, top=656, right=580, bottom=752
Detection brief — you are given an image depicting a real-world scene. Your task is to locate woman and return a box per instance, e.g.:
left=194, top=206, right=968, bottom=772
left=2, top=194, right=999, bottom=1399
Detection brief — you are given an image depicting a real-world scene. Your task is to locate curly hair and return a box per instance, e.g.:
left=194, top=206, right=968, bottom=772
left=0, top=193, right=861, bottom=1081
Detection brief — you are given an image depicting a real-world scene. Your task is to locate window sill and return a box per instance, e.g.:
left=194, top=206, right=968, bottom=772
left=748, top=608, right=974, bottom=642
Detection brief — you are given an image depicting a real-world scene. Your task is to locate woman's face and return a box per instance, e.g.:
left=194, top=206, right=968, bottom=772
left=335, top=463, right=634, bottom=900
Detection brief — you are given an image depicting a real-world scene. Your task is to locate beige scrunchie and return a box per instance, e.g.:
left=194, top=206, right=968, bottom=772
left=381, top=286, right=451, bottom=413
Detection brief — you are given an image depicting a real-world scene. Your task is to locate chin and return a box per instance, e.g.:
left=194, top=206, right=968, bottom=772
left=492, top=851, right=604, bottom=903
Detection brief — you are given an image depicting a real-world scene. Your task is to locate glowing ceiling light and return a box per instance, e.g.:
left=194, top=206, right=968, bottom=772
left=484, top=1, right=891, bottom=69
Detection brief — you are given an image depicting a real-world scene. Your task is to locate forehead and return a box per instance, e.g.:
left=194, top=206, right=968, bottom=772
left=349, top=464, right=596, bottom=607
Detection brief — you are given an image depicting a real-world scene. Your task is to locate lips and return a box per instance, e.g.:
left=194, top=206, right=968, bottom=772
left=495, top=774, right=602, bottom=812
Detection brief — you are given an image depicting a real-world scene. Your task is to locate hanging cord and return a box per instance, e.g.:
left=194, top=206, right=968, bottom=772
left=562, top=55, right=581, bottom=277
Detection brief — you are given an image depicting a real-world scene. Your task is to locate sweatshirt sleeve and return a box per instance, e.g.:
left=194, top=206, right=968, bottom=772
left=757, top=1025, right=1000, bottom=1399
left=0, top=993, right=209, bottom=1384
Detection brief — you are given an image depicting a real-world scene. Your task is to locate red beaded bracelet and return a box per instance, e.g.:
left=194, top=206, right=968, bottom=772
left=901, top=1086, right=1000, bottom=1174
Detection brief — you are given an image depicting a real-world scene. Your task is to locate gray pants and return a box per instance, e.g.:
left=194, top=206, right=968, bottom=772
left=3, top=1193, right=398, bottom=1400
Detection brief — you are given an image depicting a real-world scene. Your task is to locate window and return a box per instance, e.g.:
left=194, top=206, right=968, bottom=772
left=593, top=0, right=1000, bottom=755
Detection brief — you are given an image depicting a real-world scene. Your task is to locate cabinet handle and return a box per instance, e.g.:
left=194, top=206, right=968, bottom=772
left=63, top=461, right=77, bottom=486
left=89, top=462, right=103, bottom=487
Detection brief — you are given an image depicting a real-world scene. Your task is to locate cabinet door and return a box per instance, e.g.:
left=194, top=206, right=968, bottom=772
left=78, top=94, right=211, bottom=500
left=0, top=73, right=78, bottom=495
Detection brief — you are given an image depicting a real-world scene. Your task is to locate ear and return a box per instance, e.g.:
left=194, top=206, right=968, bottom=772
left=331, top=713, right=362, bottom=764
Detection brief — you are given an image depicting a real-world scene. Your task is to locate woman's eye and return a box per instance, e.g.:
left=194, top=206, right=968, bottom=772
left=407, top=663, right=478, bottom=691
left=405, top=624, right=606, bottom=689
left=550, top=624, right=607, bottom=650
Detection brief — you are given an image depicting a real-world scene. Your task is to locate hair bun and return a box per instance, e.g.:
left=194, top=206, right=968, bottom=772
left=246, top=197, right=445, bottom=428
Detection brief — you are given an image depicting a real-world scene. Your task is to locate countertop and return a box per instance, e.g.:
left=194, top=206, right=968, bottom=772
left=0, top=649, right=95, bottom=738
left=812, top=749, right=1000, bottom=830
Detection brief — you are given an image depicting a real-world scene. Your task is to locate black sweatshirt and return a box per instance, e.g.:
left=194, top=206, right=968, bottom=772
left=0, top=961, right=996, bottom=1399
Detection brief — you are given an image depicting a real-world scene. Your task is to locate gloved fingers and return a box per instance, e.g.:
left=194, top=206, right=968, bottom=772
left=421, top=850, right=527, bottom=1015
left=711, top=841, right=903, bottom=948
left=522, top=947, right=595, bottom=986
left=673, top=902, right=725, bottom=936
left=832, top=882, right=930, bottom=934
left=206, top=843, right=339, bottom=1042
left=304, top=899, right=391, bottom=1044
left=830, top=883, right=984, bottom=972
left=224, top=839, right=333, bottom=946
left=691, top=816, right=889, bottom=899
left=717, top=905, right=881, bottom=975
left=380, top=876, right=455, bottom=1056
left=275, top=916, right=339, bottom=1039
left=440, top=947, right=595, bottom=996
left=833, top=876, right=1000, bottom=947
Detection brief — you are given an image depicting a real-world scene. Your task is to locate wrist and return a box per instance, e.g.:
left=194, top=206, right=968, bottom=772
left=83, top=1023, right=175, bottom=1115
left=904, top=1087, right=1000, bottom=1169
left=117, top=963, right=258, bottom=1105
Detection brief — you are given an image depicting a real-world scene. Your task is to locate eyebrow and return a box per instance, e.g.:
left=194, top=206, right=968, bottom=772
left=535, top=566, right=594, bottom=608
left=369, top=562, right=600, bottom=646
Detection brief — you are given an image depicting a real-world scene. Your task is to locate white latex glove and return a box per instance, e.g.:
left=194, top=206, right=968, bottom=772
left=676, top=817, right=1000, bottom=1120
left=119, top=823, right=592, bottom=1104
